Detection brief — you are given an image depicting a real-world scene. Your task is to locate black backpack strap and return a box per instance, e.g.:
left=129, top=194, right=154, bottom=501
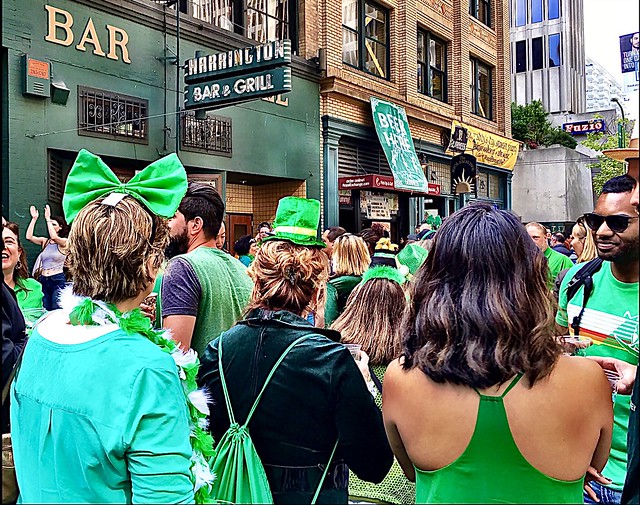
left=565, top=258, right=603, bottom=336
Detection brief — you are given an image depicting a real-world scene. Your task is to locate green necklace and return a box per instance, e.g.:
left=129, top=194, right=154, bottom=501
left=68, top=295, right=215, bottom=503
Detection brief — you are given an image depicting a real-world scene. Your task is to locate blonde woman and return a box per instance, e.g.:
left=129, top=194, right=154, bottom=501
left=198, top=197, right=393, bottom=504
left=331, top=266, right=414, bottom=504
left=570, top=218, right=597, bottom=263
left=325, top=234, right=370, bottom=327
left=554, top=218, right=598, bottom=299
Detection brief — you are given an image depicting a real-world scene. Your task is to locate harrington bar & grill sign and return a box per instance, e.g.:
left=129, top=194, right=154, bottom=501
left=184, top=40, right=292, bottom=110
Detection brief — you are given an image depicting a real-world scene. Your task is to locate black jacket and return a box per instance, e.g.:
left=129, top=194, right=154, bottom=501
left=552, top=244, right=572, bottom=257
left=2, top=282, right=26, bottom=433
left=198, top=308, right=393, bottom=504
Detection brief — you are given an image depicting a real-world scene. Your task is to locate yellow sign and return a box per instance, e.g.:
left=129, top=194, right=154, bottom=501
left=446, top=121, right=520, bottom=170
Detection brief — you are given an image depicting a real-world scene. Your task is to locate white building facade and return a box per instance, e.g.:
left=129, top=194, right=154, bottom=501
left=510, top=0, right=586, bottom=113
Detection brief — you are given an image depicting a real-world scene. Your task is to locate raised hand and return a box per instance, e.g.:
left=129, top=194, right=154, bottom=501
left=30, top=205, right=39, bottom=219
left=44, top=204, right=51, bottom=220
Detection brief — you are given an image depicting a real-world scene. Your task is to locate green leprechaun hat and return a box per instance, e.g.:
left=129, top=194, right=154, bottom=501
left=396, top=243, right=429, bottom=280
left=262, top=196, right=326, bottom=248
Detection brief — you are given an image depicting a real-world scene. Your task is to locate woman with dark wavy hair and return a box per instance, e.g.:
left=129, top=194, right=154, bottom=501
left=382, top=203, right=613, bottom=504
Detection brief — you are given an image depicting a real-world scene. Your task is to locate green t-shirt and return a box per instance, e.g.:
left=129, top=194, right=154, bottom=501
left=13, top=278, right=44, bottom=311
left=544, top=247, right=574, bottom=288
left=556, top=260, right=639, bottom=491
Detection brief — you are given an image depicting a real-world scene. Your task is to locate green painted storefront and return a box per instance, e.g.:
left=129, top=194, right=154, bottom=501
left=2, top=0, right=321, bottom=261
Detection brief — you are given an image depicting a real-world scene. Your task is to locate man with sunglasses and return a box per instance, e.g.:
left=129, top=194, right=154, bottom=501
left=556, top=174, right=639, bottom=504
left=594, top=129, right=639, bottom=505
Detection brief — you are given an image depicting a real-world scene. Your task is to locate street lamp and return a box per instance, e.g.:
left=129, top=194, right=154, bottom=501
left=154, top=0, right=181, bottom=153
left=611, top=97, right=625, bottom=148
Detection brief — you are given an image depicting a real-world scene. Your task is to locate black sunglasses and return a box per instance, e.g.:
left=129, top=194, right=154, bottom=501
left=583, top=213, right=639, bottom=233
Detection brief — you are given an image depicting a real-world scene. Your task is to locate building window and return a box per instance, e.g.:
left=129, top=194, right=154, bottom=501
left=342, top=0, right=389, bottom=79
left=549, top=33, right=561, bottom=67
left=181, top=112, right=232, bottom=155
left=515, top=0, right=526, bottom=26
left=469, top=0, right=491, bottom=27
left=417, top=30, right=448, bottom=102
left=469, top=57, right=492, bottom=120
left=488, top=173, right=501, bottom=199
left=246, top=0, right=289, bottom=43
left=174, top=0, right=294, bottom=48
left=515, top=40, right=527, bottom=72
left=78, top=86, right=148, bottom=143
left=548, top=0, right=560, bottom=19
left=532, top=37, right=544, bottom=70
left=191, top=0, right=234, bottom=30
left=531, top=0, right=543, bottom=23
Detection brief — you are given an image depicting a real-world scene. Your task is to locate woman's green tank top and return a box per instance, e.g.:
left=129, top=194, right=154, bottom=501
left=414, top=374, right=584, bottom=504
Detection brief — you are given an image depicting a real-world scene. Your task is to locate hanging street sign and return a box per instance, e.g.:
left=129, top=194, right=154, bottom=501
left=370, top=97, right=429, bottom=193
left=184, top=40, right=292, bottom=111
left=185, top=40, right=291, bottom=83
left=184, top=67, right=291, bottom=110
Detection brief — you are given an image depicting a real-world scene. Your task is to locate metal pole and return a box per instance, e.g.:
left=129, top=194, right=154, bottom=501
left=611, top=98, right=625, bottom=148
left=175, top=5, right=180, bottom=153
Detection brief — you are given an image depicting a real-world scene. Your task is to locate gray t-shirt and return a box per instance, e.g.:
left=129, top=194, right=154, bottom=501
left=161, top=258, right=201, bottom=318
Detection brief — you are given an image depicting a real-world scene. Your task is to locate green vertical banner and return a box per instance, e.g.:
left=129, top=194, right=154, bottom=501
left=370, top=97, right=428, bottom=192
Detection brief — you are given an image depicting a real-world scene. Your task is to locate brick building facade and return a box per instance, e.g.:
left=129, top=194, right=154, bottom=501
left=310, top=0, right=514, bottom=238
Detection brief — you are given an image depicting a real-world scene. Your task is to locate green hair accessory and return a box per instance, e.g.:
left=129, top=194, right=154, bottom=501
left=362, top=265, right=406, bottom=285
left=63, top=149, right=188, bottom=224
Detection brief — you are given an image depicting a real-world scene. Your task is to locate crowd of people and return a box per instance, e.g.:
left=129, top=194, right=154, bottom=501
left=1, top=133, right=638, bottom=505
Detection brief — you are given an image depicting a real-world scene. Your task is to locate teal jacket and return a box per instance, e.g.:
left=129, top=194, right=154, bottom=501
left=198, top=309, right=393, bottom=504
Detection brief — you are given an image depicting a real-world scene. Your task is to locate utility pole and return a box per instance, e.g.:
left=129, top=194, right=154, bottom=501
left=611, top=97, right=626, bottom=148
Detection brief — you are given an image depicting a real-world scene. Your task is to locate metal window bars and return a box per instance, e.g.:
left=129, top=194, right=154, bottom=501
left=181, top=112, right=232, bottom=155
left=78, top=86, right=148, bottom=142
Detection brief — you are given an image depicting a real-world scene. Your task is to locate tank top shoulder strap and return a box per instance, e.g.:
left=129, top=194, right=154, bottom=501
left=472, top=373, right=524, bottom=398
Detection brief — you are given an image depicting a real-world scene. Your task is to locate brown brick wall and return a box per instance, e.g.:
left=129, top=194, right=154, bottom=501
left=312, top=0, right=512, bottom=143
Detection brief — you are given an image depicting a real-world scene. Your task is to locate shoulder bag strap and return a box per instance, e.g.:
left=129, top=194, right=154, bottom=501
left=2, top=342, right=27, bottom=407
left=568, top=258, right=603, bottom=336
left=244, top=334, right=310, bottom=426
left=311, top=440, right=339, bottom=505
left=217, top=335, right=236, bottom=425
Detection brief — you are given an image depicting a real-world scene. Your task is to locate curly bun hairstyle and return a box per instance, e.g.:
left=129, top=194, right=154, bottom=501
left=246, top=240, right=329, bottom=316
left=67, top=195, right=169, bottom=303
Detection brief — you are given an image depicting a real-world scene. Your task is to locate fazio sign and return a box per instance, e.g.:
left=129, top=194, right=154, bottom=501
left=184, top=40, right=292, bottom=111
left=562, top=119, right=606, bottom=135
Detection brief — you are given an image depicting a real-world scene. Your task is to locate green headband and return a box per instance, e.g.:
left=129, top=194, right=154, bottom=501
left=63, top=149, right=188, bottom=224
left=362, top=265, right=406, bottom=285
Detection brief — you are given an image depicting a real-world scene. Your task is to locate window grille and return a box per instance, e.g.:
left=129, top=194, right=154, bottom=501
left=78, top=86, right=148, bottom=143
left=181, top=112, right=232, bottom=155
left=428, top=160, right=452, bottom=195
left=338, top=137, right=392, bottom=177
left=47, top=152, right=67, bottom=204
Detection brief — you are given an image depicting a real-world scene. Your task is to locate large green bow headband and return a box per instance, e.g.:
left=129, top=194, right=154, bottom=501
left=63, top=149, right=188, bottom=223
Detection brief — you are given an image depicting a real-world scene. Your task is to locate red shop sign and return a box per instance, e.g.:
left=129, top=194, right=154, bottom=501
left=338, top=175, right=441, bottom=196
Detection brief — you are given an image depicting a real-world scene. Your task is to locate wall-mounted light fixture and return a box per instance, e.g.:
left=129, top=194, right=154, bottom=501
left=50, top=80, right=70, bottom=105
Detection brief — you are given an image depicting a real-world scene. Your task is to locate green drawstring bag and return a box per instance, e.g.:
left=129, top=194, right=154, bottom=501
left=211, top=334, right=338, bottom=504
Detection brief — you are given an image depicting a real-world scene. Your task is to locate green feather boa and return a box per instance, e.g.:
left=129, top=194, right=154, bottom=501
left=69, top=297, right=215, bottom=503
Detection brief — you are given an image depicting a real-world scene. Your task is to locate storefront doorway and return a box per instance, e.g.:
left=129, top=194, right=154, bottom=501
left=225, top=213, right=253, bottom=256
